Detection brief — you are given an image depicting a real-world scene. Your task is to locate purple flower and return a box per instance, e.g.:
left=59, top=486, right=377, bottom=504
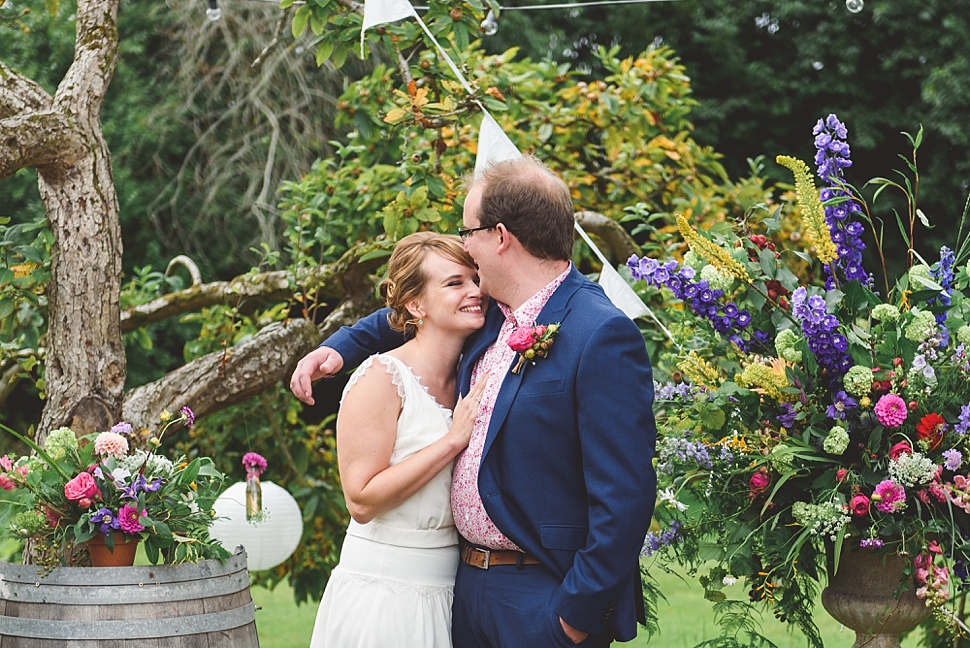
left=943, top=449, right=963, bottom=472
left=92, top=507, right=120, bottom=535
left=640, top=520, right=683, bottom=557
left=180, top=406, right=195, bottom=427
left=956, top=404, right=970, bottom=436
left=790, top=287, right=853, bottom=379
left=860, top=538, right=885, bottom=548
left=110, top=422, right=133, bottom=436
left=776, top=403, right=798, bottom=428
left=826, top=391, right=857, bottom=420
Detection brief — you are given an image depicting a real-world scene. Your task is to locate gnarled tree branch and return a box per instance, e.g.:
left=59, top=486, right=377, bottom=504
left=0, top=62, right=52, bottom=118
left=121, top=290, right=381, bottom=432
left=0, top=111, right=87, bottom=180
left=121, top=243, right=384, bottom=332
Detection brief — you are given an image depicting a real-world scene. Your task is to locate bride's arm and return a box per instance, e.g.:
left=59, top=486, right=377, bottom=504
left=337, top=370, right=488, bottom=524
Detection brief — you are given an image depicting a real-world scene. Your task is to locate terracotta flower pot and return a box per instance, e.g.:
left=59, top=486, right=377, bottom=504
left=85, top=532, right=139, bottom=567
left=821, top=544, right=931, bottom=648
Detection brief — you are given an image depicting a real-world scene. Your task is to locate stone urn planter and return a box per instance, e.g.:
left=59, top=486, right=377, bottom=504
left=821, top=544, right=931, bottom=648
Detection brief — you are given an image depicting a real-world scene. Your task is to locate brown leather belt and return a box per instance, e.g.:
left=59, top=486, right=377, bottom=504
left=460, top=543, right=541, bottom=570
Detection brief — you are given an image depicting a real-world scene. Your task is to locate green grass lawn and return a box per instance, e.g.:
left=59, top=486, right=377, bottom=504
left=250, top=567, right=923, bottom=647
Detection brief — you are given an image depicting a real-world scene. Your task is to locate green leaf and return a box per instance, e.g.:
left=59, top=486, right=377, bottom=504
left=331, top=43, right=350, bottom=70
left=358, top=249, right=392, bottom=262
left=291, top=6, right=310, bottom=39
left=0, top=298, right=12, bottom=321
left=383, top=210, right=399, bottom=238
left=758, top=249, right=777, bottom=279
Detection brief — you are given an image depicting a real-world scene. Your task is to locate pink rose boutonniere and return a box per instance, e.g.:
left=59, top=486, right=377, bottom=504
left=508, top=323, right=560, bottom=375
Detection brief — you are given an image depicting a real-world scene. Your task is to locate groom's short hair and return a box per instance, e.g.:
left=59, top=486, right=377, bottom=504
left=472, top=156, right=574, bottom=261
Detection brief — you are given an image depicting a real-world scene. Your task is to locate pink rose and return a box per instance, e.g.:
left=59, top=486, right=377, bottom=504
left=836, top=468, right=849, bottom=483
left=78, top=498, right=93, bottom=509
left=748, top=470, right=771, bottom=499
left=508, top=327, right=536, bottom=353
left=64, top=472, right=100, bottom=502
left=849, top=494, right=870, bottom=516
left=889, top=442, right=913, bottom=460
left=534, top=325, right=547, bottom=337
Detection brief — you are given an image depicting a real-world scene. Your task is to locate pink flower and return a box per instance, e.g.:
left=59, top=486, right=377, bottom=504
left=242, top=452, right=268, bottom=479
left=118, top=504, right=145, bottom=534
left=0, top=456, right=12, bottom=471
left=64, top=472, right=100, bottom=502
left=849, top=494, right=870, bottom=516
left=507, top=327, right=536, bottom=353
left=93, top=431, right=129, bottom=458
left=874, top=394, right=908, bottom=427
left=78, top=498, right=94, bottom=509
left=748, top=470, right=771, bottom=499
left=889, top=441, right=913, bottom=460
left=836, top=468, right=849, bottom=483
left=0, top=475, right=15, bottom=491
left=872, top=479, right=906, bottom=513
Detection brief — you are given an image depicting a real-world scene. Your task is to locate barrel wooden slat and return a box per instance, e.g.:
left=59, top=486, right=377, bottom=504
left=0, top=549, right=258, bottom=647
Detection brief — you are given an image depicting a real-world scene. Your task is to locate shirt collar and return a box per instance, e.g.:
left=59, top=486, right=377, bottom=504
left=497, top=263, right=572, bottom=328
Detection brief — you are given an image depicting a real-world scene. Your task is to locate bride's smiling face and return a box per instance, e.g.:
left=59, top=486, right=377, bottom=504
left=409, top=252, right=486, bottom=335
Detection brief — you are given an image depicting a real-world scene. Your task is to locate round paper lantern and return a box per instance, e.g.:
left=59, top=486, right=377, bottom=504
left=210, top=481, right=303, bottom=571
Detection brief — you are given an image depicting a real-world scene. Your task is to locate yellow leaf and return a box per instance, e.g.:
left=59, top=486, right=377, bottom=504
left=384, top=108, right=408, bottom=123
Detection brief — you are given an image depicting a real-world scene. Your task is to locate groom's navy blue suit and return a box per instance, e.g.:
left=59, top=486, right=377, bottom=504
left=325, top=266, right=657, bottom=644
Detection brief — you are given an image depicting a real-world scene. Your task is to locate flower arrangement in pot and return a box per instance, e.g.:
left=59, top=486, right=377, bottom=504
left=0, top=407, right=230, bottom=569
left=629, top=115, right=970, bottom=646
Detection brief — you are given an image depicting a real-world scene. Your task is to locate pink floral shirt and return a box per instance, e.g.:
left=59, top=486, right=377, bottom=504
left=451, top=265, right=571, bottom=549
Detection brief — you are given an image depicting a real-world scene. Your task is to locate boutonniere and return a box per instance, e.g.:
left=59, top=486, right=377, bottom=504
left=508, top=323, right=560, bottom=375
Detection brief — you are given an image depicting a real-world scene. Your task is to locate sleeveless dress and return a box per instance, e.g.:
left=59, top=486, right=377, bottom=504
left=310, top=354, right=459, bottom=648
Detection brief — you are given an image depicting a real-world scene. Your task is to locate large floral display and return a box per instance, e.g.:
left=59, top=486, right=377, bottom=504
left=630, top=115, right=970, bottom=645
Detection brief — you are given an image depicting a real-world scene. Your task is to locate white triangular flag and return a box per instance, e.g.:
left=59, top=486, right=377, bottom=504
left=598, top=262, right=652, bottom=320
left=475, top=111, right=522, bottom=177
left=361, top=0, right=417, bottom=55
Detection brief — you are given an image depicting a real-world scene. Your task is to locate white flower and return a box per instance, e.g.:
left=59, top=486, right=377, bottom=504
left=722, top=576, right=738, bottom=586
left=889, top=451, right=937, bottom=487
left=659, top=487, right=688, bottom=511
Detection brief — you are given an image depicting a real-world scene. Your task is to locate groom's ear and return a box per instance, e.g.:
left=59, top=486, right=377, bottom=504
left=494, top=223, right=514, bottom=255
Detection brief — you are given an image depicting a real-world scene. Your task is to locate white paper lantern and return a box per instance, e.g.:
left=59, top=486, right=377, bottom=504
left=210, top=480, right=303, bottom=571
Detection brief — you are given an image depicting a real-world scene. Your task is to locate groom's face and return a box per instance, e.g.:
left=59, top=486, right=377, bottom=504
left=462, top=184, right=495, bottom=296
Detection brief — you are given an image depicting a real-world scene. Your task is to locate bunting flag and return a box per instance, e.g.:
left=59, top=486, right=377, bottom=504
left=359, top=0, right=669, bottom=333
left=360, top=0, right=417, bottom=56
left=475, top=112, right=523, bottom=177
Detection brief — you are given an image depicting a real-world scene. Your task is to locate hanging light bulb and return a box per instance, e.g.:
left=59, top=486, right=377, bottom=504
left=480, top=10, right=498, bottom=36
left=206, top=0, right=222, bottom=21
left=845, top=0, right=864, bottom=13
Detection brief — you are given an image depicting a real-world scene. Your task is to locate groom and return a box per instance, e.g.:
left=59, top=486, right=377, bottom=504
left=290, top=156, right=657, bottom=646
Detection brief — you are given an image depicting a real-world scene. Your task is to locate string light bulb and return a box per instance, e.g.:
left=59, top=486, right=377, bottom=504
left=206, top=0, right=222, bottom=20
left=480, top=9, right=498, bottom=35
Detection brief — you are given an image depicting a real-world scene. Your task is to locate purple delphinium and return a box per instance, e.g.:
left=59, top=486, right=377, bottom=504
left=955, top=404, right=970, bottom=436
left=929, top=246, right=955, bottom=326
left=813, top=114, right=870, bottom=289
left=628, top=256, right=751, bottom=338
left=790, top=287, right=853, bottom=378
left=641, top=520, right=683, bottom=557
left=776, top=403, right=798, bottom=428
left=826, top=390, right=858, bottom=421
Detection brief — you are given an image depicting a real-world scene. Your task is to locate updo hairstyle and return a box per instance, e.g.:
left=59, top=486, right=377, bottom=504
left=379, top=232, right=476, bottom=338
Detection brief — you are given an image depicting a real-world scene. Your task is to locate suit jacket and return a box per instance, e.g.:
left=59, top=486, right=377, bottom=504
left=325, top=266, right=657, bottom=640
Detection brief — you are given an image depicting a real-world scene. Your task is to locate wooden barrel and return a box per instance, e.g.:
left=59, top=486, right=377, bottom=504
left=0, top=547, right=258, bottom=647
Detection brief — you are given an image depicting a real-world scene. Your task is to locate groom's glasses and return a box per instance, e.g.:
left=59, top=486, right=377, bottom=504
left=457, top=225, right=493, bottom=241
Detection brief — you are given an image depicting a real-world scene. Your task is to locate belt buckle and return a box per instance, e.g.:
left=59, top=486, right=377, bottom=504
left=473, top=547, right=490, bottom=570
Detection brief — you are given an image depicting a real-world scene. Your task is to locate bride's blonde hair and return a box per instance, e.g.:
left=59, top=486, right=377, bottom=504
left=379, top=232, right=476, bottom=338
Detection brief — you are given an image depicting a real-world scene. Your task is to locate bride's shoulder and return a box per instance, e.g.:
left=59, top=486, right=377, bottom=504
left=341, top=354, right=407, bottom=405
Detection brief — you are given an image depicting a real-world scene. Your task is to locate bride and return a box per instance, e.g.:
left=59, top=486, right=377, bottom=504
left=310, top=232, right=489, bottom=647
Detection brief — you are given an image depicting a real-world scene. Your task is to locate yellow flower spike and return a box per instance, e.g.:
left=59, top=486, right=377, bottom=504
left=677, top=351, right=720, bottom=388
left=776, top=155, right=838, bottom=266
left=676, top=214, right=750, bottom=283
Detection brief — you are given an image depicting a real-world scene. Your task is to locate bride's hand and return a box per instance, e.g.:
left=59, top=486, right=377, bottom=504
left=449, top=376, right=490, bottom=449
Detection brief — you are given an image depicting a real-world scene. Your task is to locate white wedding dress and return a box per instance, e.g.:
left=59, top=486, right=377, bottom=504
left=310, top=354, right=459, bottom=648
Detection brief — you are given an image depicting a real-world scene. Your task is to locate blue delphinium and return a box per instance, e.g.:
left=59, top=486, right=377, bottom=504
left=813, top=114, right=869, bottom=289
left=826, top=390, right=858, bottom=421
left=628, top=255, right=751, bottom=338
left=930, top=246, right=956, bottom=325
left=641, top=520, right=683, bottom=557
left=790, top=287, right=853, bottom=378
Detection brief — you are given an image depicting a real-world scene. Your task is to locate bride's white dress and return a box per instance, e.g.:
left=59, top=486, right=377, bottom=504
left=310, top=354, right=458, bottom=648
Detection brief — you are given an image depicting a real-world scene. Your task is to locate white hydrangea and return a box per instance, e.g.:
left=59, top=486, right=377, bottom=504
left=889, top=451, right=937, bottom=487
left=700, top=264, right=734, bottom=292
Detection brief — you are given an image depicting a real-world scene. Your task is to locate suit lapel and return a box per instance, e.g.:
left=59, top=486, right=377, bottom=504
left=480, top=267, right=585, bottom=461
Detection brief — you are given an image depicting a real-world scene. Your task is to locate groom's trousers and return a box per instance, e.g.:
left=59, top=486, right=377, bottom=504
left=452, top=559, right=613, bottom=648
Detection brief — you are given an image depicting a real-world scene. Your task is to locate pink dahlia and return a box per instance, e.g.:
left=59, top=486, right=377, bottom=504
left=242, top=452, right=268, bottom=478
left=93, top=431, right=129, bottom=458
left=873, top=479, right=907, bottom=513
left=118, top=504, right=145, bottom=534
left=874, top=394, right=908, bottom=428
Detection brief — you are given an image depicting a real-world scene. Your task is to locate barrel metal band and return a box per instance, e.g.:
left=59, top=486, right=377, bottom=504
left=0, top=603, right=257, bottom=639
left=0, top=570, right=249, bottom=604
